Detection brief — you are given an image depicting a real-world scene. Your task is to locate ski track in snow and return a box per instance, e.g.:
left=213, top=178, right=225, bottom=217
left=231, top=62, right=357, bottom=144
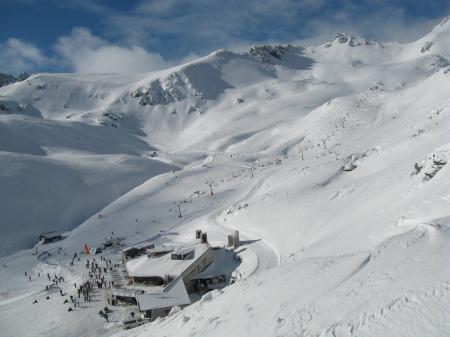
left=205, top=173, right=281, bottom=275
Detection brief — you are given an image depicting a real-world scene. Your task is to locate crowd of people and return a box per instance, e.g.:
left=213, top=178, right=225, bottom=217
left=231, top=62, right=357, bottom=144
left=29, top=249, right=118, bottom=319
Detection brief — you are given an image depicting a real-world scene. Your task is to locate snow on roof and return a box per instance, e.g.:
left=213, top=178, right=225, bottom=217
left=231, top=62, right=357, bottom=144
left=126, top=240, right=210, bottom=278
left=123, top=241, right=155, bottom=252
left=137, top=278, right=190, bottom=311
left=39, top=231, right=61, bottom=238
left=191, top=248, right=239, bottom=280
left=146, top=245, right=176, bottom=254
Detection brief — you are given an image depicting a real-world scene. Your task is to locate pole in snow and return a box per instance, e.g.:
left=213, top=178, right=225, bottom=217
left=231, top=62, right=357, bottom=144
left=250, top=164, right=254, bottom=178
left=322, top=139, right=327, bottom=150
left=209, top=182, right=214, bottom=196
left=177, top=203, right=182, bottom=218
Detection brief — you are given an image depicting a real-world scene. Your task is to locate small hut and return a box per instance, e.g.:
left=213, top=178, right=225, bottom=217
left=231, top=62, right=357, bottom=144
left=39, top=231, right=62, bottom=244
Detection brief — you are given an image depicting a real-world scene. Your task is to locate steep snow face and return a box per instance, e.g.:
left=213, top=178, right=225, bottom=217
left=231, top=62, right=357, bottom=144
left=399, top=16, right=450, bottom=61
left=0, top=152, right=176, bottom=256
left=2, top=17, right=450, bottom=337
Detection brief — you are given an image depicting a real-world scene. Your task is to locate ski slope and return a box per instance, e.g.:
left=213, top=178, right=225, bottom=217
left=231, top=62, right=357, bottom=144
left=2, top=16, right=450, bottom=337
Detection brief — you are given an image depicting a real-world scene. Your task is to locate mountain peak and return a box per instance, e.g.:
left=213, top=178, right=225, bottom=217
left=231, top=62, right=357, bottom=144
left=323, top=33, right=374, bottom=48
left=17, top=72, right=31, bottom=82
left=248, top=44, right=291, bottom=63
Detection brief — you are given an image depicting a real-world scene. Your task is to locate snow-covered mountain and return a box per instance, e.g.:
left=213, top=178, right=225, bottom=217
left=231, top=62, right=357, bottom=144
left=1, top=16, right=450, bottom=337
left=0, top=73, right=17, bottom=88
left=0, top=72, right=30, bottom=88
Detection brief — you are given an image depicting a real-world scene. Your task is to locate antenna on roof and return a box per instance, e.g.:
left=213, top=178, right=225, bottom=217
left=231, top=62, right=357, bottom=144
left=200, top=233, right=208, bottom=244
left=195, top=230, right=202, bottom=240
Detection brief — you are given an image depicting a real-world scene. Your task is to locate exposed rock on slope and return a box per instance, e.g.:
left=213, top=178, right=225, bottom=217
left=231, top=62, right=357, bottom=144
left=0, top=73, right=16, bottom=87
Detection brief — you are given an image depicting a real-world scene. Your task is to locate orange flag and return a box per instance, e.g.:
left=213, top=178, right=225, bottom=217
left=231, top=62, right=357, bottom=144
left=83, top=243, right=90, bottom=255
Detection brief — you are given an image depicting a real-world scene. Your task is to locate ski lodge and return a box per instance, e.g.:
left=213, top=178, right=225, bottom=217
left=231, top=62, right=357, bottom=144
left=110, top=230, right=240, bottom=320
left=125, top=233, right=213, bottom=291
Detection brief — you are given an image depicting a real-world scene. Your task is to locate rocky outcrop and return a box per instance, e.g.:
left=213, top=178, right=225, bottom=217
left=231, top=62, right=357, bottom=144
left=324, top=33, right=374, bottom=48
left=248, top=45, right=291, bottom=64
left=0, top=73, right=17, bottom=88
left=413, top=152, right=447, bottom=181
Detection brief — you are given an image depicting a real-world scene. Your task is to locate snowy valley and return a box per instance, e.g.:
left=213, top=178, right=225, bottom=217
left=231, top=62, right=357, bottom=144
left=1, top=16, right=450, bottom=337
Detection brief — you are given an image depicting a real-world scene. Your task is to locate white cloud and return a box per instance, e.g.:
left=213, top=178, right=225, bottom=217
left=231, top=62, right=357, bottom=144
left=0, top=38, right=49, bottom=75
left=6, top=38, right=46, bottom=64
left=54, top=27, right=170, bottom=73
left=91, top=0, right=447, bottom=57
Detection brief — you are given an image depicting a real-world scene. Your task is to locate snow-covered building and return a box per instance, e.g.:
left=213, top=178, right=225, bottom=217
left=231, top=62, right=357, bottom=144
left=39, top=231, right=62, bottom=244
left=188, top=246, right=238, bottom=292
left=103, top=237, right=122, bottom=249
left=136, top=278, right=191, bottom=319
left=122, top=241, right=155, bottom=262
left=110, top=231, right=240, bottom=318
left=125, top=239, right=213, bottom=289
left=146, top=245, right=175, bottom=258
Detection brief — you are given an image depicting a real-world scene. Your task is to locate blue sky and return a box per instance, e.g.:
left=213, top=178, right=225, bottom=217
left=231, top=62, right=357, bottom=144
left=1, top=0, right=449, bottom=74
